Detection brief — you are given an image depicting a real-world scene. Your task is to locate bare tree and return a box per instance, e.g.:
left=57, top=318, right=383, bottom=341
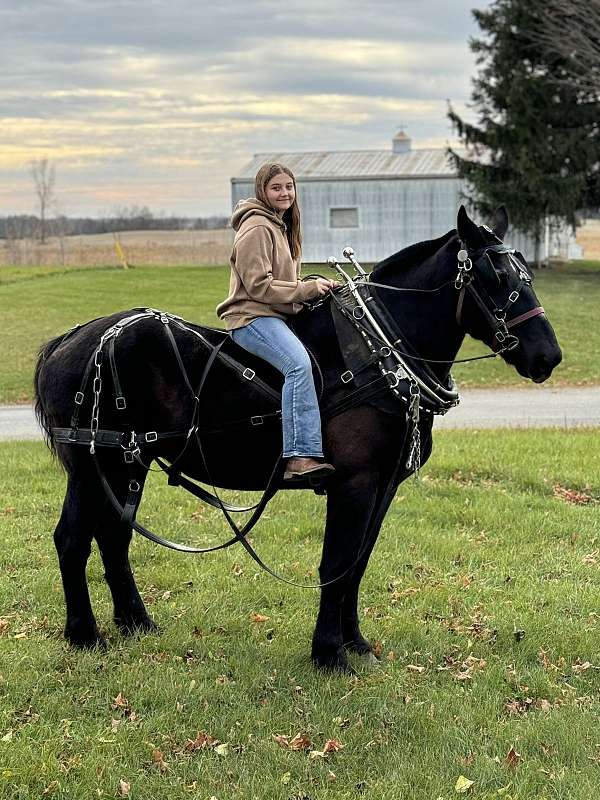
left=30, top=158, right=56, bottom=244
left=532, top=1, right=600, bottom=95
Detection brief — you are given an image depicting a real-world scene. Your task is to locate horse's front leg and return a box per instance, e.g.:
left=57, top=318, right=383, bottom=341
left=93, top=459, right=157, bottom=636
left=342, top=427, right=432, bottom=658
left=312, top=471, right=379, bottom=672
left=341, top=476, right=400, bottom=658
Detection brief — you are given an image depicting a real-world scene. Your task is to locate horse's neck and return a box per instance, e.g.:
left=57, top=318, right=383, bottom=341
left=372, top=240, right=465, bottom=384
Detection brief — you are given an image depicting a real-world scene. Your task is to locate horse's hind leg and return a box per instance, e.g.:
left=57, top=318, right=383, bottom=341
left=93, top=465, right=157, bottom=636
left=54, top=473, right=106, bottom=648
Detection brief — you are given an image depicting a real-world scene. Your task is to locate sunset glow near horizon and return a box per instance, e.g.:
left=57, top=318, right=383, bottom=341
left=0, top=0, right=482, bottom=218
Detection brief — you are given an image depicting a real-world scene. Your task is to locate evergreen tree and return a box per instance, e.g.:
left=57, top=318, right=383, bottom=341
left=448, top=0, right=600, bottom=263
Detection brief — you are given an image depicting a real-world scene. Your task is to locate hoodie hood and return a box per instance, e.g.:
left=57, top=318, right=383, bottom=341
left=230, top=198, right=286, bottom=232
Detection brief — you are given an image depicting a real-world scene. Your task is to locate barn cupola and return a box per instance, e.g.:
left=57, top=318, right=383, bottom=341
left=392, top=129, right=411, bottom=154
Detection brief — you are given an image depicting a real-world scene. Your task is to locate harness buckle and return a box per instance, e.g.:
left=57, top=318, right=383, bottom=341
left=340, top=370, right=354, bottom=384
left=124, top=450, right=135, bottom=463
left=128, top=480, right=140, bottom=493
left=385, top=370, right=400, bottom=389
left=115, top=396, right=127, bottom=410
left=145, top=431, right=158, bottom=442
left=242, top=367, right=255, bottom=381
left=352, top=306, right=365, bottom=320
left=380, top=346, right=391, bottom=357
left=508, top=290, right=519, bottom=303
left=74, top=391, right=84, bottom=405
left=250, top=416, right=264, bottom=426
left=495, top=330, right=507, bottom=342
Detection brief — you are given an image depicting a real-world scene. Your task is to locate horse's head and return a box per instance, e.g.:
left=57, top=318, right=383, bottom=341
left=456, top=205, right=562, bottom=383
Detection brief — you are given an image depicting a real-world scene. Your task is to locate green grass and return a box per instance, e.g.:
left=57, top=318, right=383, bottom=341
left=0, top=260, right=599, bottom=404
left=1, top=430, right=600, bottom=798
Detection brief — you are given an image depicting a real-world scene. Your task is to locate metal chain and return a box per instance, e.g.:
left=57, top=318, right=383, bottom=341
left=405, top=381, right=421, bottom=476
left=89, top=345, right=103, bottom=454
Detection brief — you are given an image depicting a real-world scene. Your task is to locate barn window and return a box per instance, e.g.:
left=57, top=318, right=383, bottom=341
left=329, top=207, right=359, bottom=228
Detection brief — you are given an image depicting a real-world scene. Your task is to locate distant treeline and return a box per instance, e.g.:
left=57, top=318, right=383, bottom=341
left=0, top=208, right=229, bottom=239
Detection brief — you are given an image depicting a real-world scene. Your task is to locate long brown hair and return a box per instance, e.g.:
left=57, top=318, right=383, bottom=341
left=254, top=162, right=302, bottom=260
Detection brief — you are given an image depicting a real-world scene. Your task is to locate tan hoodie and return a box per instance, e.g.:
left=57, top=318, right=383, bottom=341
left=216, top=198, right=321, bottom=329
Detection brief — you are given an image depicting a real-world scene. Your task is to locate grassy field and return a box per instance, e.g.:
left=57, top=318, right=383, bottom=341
left=0, top=229, right=234, bottom=268
left=1, top=260, right=599, bottom=404
left=1, top=430, right=600, bottom=799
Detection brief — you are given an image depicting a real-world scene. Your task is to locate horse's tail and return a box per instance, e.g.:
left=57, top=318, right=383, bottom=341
left=34, top=333, right=66, bottom=455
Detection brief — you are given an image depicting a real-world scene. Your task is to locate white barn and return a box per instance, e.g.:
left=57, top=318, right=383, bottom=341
left=231, top=131, right=579, bottom=264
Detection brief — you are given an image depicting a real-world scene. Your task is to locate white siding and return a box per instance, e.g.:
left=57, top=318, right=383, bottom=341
left=232, top=177, right=463, bottom=263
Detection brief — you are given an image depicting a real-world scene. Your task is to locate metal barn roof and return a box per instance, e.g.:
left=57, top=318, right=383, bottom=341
left=232, top=147, right=462, bottom=182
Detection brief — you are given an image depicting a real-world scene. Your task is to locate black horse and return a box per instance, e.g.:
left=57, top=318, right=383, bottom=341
left=34, top=206, right=561, bottom=672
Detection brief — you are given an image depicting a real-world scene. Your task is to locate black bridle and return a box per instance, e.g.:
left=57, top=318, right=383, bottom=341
left=454, top=241, right=545, bottom=353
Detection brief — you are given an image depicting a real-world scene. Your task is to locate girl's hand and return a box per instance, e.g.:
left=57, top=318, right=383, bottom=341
left=315, top=278, right=342, bottom=296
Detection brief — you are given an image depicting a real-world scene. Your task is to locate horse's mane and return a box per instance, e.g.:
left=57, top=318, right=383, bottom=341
left=372, top=229, right=457, bottom=280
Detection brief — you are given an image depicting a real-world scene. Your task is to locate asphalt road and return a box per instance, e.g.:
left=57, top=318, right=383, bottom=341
left=1, top=386, right=599, bottom=441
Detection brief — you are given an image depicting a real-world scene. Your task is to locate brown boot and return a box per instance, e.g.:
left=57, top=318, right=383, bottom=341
left=283, top=457, right=335, bottom=481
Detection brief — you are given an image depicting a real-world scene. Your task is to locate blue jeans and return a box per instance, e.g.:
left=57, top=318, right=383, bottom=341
left=231, top=317, right=323, bottom=458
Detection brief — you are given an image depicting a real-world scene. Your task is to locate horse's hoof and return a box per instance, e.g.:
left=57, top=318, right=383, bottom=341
left=115, top=615, right=159, bottom=636
left=343, top=637, right=374, bottom=656
left=65, top=625, right=108, bottom=650
left=311, top=648, right=353, bottom=674
left=355, top=651, right=380, bottom=670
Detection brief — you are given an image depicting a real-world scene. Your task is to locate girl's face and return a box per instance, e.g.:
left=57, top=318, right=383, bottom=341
left=265, top=172, right=295, bottom=215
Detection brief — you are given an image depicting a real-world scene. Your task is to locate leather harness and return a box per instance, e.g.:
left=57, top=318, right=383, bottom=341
left=49, top=239, right=545, bottom=586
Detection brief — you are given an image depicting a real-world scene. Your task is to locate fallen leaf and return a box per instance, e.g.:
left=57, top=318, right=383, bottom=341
left=505, top=746, right=521, bottom=769
left=273, top=734, right=290, bottom=748
left=289, top=733, right=311, bottom=751
left=553, top=485, right=594, bottom=505
left=111, top=693, right=131, bottom=712
left=407, top=664, right=425, bottom=673
left=323, top=739, right=344, bottom=754
left=455, top=774, right=474, bottom=793
left=214, top=743, right=229, bottom=756
left=572, top=660, right=592, bottom=674
left=42, top=781, right=59, bottom=795
left=249, top=613, right=270, bottom=623
left=152, top=749, right=168, bottom=772
left=1, top=731, right=13, bottom=742
left=184, top=731, right=218, bottom=751
left=118, top=779, right=130, bottom=797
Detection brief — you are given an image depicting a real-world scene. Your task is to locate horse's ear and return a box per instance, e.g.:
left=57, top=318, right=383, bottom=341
left=492, top=205, right=509, bottom=240
left=456, top=205, right=479, bottom=245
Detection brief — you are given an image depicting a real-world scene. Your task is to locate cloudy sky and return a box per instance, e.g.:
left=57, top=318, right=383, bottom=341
left=0, top=0, right=485, bottom=217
